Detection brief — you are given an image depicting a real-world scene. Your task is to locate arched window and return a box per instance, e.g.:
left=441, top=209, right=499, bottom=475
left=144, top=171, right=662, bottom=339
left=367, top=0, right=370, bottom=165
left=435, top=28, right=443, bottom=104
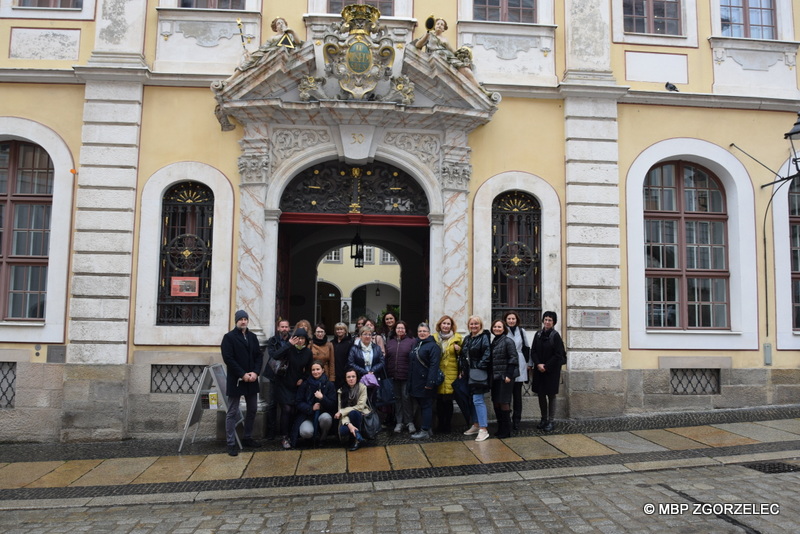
left=491, top=190, right=541, bottom=327
left=157, top=181, right=214, bottom=325
left=0, top=141, right=53, bottom=320
left=644, top=161, right=729, bottom=329
left=788, top=177, right=800, bottom=329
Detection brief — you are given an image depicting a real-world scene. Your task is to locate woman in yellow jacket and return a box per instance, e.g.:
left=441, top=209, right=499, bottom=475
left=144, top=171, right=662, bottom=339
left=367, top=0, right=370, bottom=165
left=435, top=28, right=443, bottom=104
left=434, top=315, right=462, bottom=433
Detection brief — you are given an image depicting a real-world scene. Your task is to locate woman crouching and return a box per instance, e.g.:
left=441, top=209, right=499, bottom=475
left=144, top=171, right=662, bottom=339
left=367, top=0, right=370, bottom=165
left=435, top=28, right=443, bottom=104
left=335, top=368, right=369, bottom=451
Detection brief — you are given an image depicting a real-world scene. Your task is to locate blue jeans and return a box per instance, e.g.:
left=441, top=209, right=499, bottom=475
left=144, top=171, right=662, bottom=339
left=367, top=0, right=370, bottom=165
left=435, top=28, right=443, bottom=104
left=340, top=410, right=364, bottom=437
left=472, top=392, right=488, bottom=428
left=452, top=377, right=476, bottom=426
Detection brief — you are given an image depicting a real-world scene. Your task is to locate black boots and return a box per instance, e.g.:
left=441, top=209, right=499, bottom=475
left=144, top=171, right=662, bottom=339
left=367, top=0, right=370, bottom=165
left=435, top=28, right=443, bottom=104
left=495, top=410, right=512, bottom=439
left=536, top=418, right=547, bottom=430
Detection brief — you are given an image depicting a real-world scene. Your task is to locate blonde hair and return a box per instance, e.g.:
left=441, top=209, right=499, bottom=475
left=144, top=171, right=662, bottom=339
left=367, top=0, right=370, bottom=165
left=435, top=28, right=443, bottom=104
left=467, top=315, right=483, bottom=330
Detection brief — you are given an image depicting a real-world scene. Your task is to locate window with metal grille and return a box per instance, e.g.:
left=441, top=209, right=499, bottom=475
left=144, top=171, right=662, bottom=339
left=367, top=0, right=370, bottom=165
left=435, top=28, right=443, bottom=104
left=150, top=364, right=204, bottom=393
left=179, top=0, right=245, bottom=9
left=789, top=177, right=800, bottom=329
left=721, top=0, right=775, bottom=39
left=328, top=0, right=393, bottom=16
left=474, top=0, right=536, bottom=23
left=644, top=162, right=729, bottom=329
left=157, top=182, right=214, bottom=326
left=623, top=0, right=681, bottom=35
left=0, top=141, right=52, bottom=321
left=491, top=191, right=541, bottom=329
left=0, top=362, right=15, bottom=408
left=670, top=368, right=720, bottom=394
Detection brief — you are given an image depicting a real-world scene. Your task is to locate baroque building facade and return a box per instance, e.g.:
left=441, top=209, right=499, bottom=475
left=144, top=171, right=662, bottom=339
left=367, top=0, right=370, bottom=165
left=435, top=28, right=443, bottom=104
left=0, top=0, right=798, bottom=442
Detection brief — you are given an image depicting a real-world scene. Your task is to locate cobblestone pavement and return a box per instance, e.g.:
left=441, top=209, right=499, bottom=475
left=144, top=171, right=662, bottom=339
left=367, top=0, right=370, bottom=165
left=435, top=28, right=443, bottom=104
left=0, top=462, right=798, bottom=533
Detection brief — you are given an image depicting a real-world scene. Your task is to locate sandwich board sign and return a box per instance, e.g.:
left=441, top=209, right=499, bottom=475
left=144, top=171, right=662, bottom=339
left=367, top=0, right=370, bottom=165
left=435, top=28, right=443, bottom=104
left=178, top=363, right=242, bottom=452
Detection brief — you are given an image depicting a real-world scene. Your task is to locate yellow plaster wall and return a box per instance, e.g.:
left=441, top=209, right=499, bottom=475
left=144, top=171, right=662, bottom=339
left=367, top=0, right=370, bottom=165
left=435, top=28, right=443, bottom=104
left=617, top=103, right=799, bottom=369
left=0, top=84, right=85, bottom=152
left=0, top=18, right=94, bottom=69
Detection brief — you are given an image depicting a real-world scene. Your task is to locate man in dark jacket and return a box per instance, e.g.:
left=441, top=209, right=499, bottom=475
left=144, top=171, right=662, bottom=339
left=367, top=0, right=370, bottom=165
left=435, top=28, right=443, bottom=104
left=264, top=318, right=292, bottom=439
left=221, top=309, right=263, bottom=456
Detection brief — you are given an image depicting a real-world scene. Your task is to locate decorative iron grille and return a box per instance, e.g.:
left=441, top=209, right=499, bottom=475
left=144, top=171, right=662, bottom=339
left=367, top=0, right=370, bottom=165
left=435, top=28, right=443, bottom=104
left=670, top=368, right=720, bottom=394
left=157, top=182, right=214, bottom=325
left=491, top=191, right=541, bottom=329
left=280, top=161, right=429, bottom=216
left=0, top=362, right=15, bottom=408
left=150, top=364, right=205, bottom=394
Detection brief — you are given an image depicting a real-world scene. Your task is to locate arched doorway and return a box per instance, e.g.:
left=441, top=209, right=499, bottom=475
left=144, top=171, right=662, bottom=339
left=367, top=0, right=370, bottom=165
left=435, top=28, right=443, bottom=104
left=277, top=160, right=430, bottom=328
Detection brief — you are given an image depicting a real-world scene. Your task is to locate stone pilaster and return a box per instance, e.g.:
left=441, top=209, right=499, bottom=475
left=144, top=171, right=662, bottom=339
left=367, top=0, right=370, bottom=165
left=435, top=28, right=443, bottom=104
left=563, top=0, right=615, bottom=84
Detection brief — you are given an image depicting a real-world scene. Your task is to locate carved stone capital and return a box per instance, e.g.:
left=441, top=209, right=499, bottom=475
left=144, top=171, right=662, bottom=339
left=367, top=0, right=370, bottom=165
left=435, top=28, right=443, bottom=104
left=440, top=163, right=471, bottom=191
left=238, top=154, right=270, bottom=183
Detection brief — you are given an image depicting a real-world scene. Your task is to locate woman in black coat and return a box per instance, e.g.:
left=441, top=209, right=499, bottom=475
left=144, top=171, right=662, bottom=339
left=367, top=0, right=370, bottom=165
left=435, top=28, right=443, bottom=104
left=273, top=327, right=313, bottom=449
left=532, top=311, right=566, bottom=432
left=407, top=323, right=441, bottom=440
left=290, top=361, right=337, bottom=447
left=460, top=315, right=491, bottom=442
left=489, top=319, right=519, bottom=439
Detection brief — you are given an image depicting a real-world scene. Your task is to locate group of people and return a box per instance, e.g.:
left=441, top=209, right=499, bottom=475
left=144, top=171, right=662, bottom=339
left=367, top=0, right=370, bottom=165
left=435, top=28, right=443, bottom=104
left=220, top=308, right=566, bottom=455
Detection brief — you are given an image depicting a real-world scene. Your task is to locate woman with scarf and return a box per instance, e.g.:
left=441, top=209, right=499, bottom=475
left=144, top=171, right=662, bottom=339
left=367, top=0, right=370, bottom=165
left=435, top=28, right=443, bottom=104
left=489, top=319, right=519, bottom=439
left=291, top=361, right=336, bottom=447
left=273, top=327, right=313, bottom=449
left=433, top=315, right=462, bottom=433
left=311, top=322, right=335, bottom=385
left=335, top=368, right=370, bottom=451
left=503, top=311, right=530, bottom=431
left=462, top=315, right=491, bottom=442
left=331, top=322, right=352, bottom=390
left=408, top=322, right=442, bottom=440
left=385, top=320, right=416, bottom=433
left=531, top=311, right=566, bottom=432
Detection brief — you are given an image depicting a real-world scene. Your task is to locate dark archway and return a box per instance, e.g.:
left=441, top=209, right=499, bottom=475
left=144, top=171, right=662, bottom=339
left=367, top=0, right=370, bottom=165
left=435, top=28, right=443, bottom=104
left=276, top=160, right=431, bottom=328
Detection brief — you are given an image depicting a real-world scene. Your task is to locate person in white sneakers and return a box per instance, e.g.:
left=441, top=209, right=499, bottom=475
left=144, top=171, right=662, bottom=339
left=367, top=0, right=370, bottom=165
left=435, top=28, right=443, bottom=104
left=461, top=316, right=491, bottom=442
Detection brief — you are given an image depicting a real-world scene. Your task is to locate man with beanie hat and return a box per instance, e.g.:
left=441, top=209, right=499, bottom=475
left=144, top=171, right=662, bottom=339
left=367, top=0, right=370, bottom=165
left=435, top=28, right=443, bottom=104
left=221, top=309, right=263, bottom=456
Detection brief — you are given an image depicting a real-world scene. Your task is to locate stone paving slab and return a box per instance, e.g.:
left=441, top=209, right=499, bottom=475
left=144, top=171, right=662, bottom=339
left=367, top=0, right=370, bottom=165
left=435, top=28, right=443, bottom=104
left=464, top=438, right=523, bottom=463
left=385, top=444, right=431, bottom=470
left=666, top=425, right=761, bottom=448
left=0, top=461, right=62, bottom=489
left=502, top=436, right=567, bottom=460
left=187, top=452, right=250, bottom=482
left=517, top=463, right=630, bottom=480
left=132, top=454, right=205, bottom=485
left=347, top=443, right=391, bottom=472
left=622, top=456, right=718, bottom=472
left=24, top=459, right=103, bottom=488
left=373, top=471, right=524, bottom=491
left=296, top=447, right=345, bottom=475
left=244, top=449, right=299, bottom=478
left=542, top=434, right=619, bottom=457
left=757, top=418, right=800, bottom=435
left=630, top=428, right=710, bottom=450
left=712, top=422, right=800, bottom=442
left=712, top=449, right=800, bottom=465
left=70, top=457, right=158, bottom=487
left=587, top=431, right=669, bottom=454
left=422, top=441, right=481, bottom=467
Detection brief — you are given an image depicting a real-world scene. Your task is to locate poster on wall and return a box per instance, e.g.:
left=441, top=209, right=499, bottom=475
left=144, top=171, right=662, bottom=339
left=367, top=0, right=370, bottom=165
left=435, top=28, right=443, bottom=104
left=171, top=277, right=199, bottom=297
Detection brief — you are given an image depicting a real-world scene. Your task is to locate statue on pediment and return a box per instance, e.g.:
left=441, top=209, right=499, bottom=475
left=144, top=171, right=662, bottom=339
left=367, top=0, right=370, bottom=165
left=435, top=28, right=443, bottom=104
left=413, top=17, right=486, bottom=92
left=238, top=17, right=304, bottom=72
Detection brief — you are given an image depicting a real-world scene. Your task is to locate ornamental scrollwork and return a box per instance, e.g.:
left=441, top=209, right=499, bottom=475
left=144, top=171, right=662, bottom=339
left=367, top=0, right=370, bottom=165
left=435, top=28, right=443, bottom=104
left=384, top=132, right=441, bottom=168
left=272, top=129, right=331, bottom=162
left=440, top=163, right=471, bottom=191
left=238, top=154, right=270, bottom=183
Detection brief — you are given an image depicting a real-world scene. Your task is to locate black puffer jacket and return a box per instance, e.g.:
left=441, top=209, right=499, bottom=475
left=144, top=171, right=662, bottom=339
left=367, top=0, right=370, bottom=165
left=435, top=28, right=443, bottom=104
left=461, top=330, right=491, bottom=393
left=490, top=333, right=520, bottom=382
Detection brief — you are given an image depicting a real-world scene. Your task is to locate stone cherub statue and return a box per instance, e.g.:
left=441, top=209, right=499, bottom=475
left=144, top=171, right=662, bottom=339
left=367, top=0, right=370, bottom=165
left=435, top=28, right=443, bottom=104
left=414, top=17, right=481, bottom=88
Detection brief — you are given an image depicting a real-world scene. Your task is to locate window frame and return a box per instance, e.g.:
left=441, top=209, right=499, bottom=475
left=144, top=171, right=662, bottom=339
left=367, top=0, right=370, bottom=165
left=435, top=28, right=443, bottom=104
left=720, top=0, right=776, bottom=40
left=623, top=0, right=682, bottom=36
left=771, top=157, right=800, bottom=349
left=459, top=0, right=554, bottom=24
left=323, top=248, right=342, bottom=263
left=711, top=0, right=793, bottom=41
left=473, top=0, right=536, bottom=24
left=612, top=0, right=698, bottom=47
left=626, top=139, right=758, bottom=350
left=644, top=161, right=730, bottom=330
left=5, top=0, right=96, bottom=19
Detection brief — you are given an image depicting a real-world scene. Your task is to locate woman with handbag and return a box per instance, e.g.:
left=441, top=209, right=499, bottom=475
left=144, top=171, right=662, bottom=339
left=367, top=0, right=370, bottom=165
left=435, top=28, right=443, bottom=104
left=489, top=319, right=519, bottom=439
left=331, top=322, right=352, bottom=391
left=335, top=369, right=369, bottom=451
left=462, top=315, right=491, bottom=442
left=408, top=322, right=442, bottom=440
left=532, top=311, right=566, bottom=432
left=433, top=315, right=462, bottom=433
left=503, top=311, right=529, bottom=431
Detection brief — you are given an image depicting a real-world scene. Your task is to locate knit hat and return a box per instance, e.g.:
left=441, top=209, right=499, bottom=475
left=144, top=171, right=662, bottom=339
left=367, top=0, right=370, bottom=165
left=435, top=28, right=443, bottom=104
left=293, top=327, right=308, bottom=339
left=235, top=309, right=249, bottom=322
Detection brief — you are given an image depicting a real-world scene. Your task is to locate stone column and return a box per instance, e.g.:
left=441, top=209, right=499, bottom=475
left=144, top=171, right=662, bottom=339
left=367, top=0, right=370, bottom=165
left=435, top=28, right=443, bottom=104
left=437, top=133, right=472, bottom=330
left=237, top=150, right=271, bottom=342
left=561, top=0, right=628, bottom=418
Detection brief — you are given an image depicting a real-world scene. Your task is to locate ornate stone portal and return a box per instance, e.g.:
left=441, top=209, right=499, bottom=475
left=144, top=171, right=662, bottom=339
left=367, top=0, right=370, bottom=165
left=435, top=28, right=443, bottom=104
left=212, top=6, right=499, bottom=334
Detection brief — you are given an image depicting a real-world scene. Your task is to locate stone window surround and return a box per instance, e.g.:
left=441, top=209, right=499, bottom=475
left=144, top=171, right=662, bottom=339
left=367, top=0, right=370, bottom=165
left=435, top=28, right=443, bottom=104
left=0, top=118, right=73, bottom=344
left=771, top=157, right=800, bottom=350
left=611, top=0, right=698, bottom=47
left=134, top=162, right=234, bottom=346
left=158, top=0, right=259, bottom=10
left=2, top=0, right=96, bottom=20
left=307, top=0, right=412, bottom=17
left=711, top=0, right=794, bottom=41
left=472, top=171, right=562, bottom=330
left=626, top=138, right=758, bottom=350
left=459, top=0, right=554, bottom=25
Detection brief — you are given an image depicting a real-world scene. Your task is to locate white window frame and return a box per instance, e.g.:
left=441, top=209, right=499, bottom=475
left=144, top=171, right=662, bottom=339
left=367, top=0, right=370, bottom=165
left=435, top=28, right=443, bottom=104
left=612, top=0, right=698, bottom=47
left=0, top=117, right=74, bottom=343
left=307, top=0, right=412, bottom=17
left=323, top=248, right=342, bottom=263
left=363, top=245, right=374, bottom=264
left=459, top=0, right=554, bottom=24
left=711, top=0, right=793, bottom=41
left=626, top=138, right=758, bottom=350
left=380, top=248, right=397, bottom=264
left=4, top=0, right=97, bottom=20
left=772, top=157, right=800, bottom=349
left=134, top=162, right=234, bottom=346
